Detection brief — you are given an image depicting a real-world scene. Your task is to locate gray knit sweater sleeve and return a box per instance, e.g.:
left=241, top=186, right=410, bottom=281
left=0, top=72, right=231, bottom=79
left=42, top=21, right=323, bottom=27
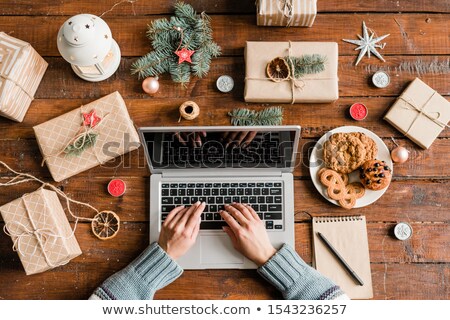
left=257, top=244, right=348, bottom=300
left=90, top=242, right=183, bottom=300
left=90, top=242, right=347, bottom=300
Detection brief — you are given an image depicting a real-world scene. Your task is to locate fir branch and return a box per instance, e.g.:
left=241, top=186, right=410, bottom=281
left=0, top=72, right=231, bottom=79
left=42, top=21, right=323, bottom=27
left=285, top=54, right=327, bottom=78
left=131, top=1, right=221, bottom=83
left=64, top=132, right=98, bottom=157
left=228, top=107, right=284, bottom=126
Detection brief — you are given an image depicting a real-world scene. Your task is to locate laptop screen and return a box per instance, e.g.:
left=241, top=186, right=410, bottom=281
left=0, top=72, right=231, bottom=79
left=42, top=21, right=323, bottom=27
left=142, top=128, right=298, bottom=170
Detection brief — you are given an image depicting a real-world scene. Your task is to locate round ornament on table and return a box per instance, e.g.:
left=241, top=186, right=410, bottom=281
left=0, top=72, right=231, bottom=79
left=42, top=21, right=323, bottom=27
left=349, top=103, right=368, bottom=121
left=394, top=222, right=413, bottom=240
left=372, top=71, right=390, bottom=88
left=108, top=179, right=126, bottom=197
left=216, top=75, right=234, bottom=93
left=391, top=146, right=409, bottom=163
left=142, top=76, right=160, bottom=95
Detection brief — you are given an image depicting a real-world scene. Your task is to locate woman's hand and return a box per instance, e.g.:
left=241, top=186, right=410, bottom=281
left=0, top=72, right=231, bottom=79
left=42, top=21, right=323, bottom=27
left=220, top=203, right=277, bottom=266
left=158, top=202, right=206, bottom=260
left=221, top=131, right=257, bottom=149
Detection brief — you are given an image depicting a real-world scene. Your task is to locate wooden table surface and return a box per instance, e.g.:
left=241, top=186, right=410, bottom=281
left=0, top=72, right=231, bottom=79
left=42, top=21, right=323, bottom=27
left=0, top=0, right=449, bottom=300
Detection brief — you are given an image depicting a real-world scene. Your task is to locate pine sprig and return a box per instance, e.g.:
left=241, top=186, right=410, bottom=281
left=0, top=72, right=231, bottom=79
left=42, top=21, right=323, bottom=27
left=131, top=1, right=221, bottom=85
left=285, top=54, right=327, bottom=78
left=228, top=107, right=284, bottom=126
left=64, top=132, right=98, bottom=157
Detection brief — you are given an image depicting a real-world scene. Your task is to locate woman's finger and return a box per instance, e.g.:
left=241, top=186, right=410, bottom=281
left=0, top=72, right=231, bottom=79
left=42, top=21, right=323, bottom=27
left=222, top=226, right=238, bottom=247
left=194, top=132, right=202, bottom=147
left=224, top=204, right=247, bottom=225
left=242, top=131, right=258, bottom=148
left=191, top=218, right=201, bottom=240
left=235, top=131, right=250, bottom=146
left=174, top=132, right=187, bottom=146
left=232, top=203, right=253, bottom=221
left=175, top=201, right=200, bottom=227
left=185, top=202, right=205, bottom=233
left=224, top=131, right=239, bottom=148
left=219, top=210, right=241, bottom=232
left=244, top=203, right=260, bottom=220
left=163, top=206, right=186, bottom=226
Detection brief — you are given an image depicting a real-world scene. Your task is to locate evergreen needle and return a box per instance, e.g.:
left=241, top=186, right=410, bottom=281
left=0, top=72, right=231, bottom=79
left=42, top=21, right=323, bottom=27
left=228, top=107, right=284, bottom=126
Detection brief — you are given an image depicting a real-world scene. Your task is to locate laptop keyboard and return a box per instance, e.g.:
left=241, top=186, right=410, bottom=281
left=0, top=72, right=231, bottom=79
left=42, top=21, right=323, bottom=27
left=161, top=182, right=283, bottom=230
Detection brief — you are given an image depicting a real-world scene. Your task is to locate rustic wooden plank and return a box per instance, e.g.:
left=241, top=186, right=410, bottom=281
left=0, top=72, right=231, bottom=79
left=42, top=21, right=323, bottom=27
left=1, top=222, right=448, bottom=265
left=2, top=96, right=450, bottom=140
left=0, top=222, right=449, bottom=299
left=371, top=263, right=450, bottom=300
left=1, top=0, right=448, bottom=15
left=0, top=14, right=448, bottom=56
left=1, top=177, right=448, bottom=223
left=2, top=56, right=447, bottom=102
left=295, top=179, right=450, bottom=222
left=0, top=136, right=449, bottom=179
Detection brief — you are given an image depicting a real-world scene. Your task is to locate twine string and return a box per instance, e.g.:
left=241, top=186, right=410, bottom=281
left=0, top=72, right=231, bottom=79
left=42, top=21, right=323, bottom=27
left=2, top=191, right=80, bottom=268
left=277, top=0, right=294, bottom=27
left=41, top=107, right=110, bottom=166
left=0, top=43, right=34, bottom=104
left=0, top=160, right=97, bottom=222
left=178, top=101, right=200, bottom=122
left=397, top=92, right=449, bottom=137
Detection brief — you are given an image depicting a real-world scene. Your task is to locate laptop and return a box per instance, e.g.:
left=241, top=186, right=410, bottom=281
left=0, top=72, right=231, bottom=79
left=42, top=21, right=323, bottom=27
left=139, top=125, right=301, bottom=269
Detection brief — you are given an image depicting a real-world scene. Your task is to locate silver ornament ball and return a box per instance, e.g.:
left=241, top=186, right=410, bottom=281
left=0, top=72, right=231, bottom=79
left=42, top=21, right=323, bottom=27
left=391, top=146, right=409, bottom=163
left=142, top=76, right=160, bottom=95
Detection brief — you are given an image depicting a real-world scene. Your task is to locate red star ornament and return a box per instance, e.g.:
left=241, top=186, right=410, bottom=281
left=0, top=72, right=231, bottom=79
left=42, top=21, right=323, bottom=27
left=175, top=48, right=195, bottom=64
left=82, top=109, right=101, bottom=128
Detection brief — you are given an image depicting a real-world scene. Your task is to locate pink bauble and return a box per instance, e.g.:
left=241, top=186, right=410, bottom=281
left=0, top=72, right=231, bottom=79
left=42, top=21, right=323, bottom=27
left=142, top=77, right=160, bottom=95
left=391, top=146, right=409, bottom=163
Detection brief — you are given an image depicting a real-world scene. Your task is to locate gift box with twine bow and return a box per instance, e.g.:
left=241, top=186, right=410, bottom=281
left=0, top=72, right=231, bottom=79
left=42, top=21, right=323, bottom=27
left=256, top=0, right=317, bottom=27
left=384, top=78, right=450, bottom=149
left=244, top=41, right=338, bottom=103
left=0, top=188, right=82, bottom=275
left=34, top=91, right=140, bottom=182
left=0, top=32, right=48, bottom=122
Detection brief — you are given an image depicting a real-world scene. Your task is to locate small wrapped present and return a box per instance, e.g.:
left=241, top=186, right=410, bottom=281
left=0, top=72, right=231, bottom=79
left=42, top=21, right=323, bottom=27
left=256, top=0, right=317, bottom=27
left=0, top=188, right=82, bottom=275
left=384, top=78, right=450, bottom=149
left=34, top=91, right=140, bottom=182
left=0, top=32, right=48, bottom=122
left=244, top=41, right=338, bottom=103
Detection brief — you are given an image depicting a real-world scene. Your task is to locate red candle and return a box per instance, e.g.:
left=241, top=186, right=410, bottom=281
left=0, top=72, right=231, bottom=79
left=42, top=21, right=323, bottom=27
left=349, top=103, right=368, bottom=121
left=108, top=179, right=126, bottom=197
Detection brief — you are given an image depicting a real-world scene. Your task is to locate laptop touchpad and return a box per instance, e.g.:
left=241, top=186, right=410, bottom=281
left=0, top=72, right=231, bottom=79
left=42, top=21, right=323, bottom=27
left=200, top=235, right=244, bottom=264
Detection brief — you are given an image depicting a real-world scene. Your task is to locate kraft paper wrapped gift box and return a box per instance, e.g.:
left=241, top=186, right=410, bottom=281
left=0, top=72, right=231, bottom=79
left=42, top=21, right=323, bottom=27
left=34, top=91, right=140, bottom=182
left=0, top=32, right=48, bottom=122
left=244, top=41, right=339, bottom=103
left=256, top=0, right=317, bottom=27
left=384, top=78, right=450, bottom=149
left=0, top=188, right=82, bottom=275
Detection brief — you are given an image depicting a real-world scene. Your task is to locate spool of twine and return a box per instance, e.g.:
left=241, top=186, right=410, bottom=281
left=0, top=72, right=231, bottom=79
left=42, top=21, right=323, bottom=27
left=178, top=101, right=200, bottom=122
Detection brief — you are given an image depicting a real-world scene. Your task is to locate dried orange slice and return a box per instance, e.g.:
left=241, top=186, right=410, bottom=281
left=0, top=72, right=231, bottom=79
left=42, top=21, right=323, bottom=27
left=91, top=211, right=120, bottom=240
left=266, top=57, right=290, bottom=82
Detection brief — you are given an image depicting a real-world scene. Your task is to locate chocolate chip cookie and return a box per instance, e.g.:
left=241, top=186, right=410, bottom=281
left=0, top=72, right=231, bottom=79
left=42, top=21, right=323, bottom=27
left=323, top=133, right=367, bottom=174
left=359, top=159, right=392, bottom=190
left=353, top=132, right=378, bottom=161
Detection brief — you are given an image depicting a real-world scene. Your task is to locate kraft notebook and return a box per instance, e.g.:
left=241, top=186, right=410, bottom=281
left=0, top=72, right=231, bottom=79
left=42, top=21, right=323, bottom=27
left=312, top=215, right=373, bottom=299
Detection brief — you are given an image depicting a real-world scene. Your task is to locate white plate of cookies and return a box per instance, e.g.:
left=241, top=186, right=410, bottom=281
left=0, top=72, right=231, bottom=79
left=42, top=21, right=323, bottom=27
left=309, top=126, right=393, bottom=209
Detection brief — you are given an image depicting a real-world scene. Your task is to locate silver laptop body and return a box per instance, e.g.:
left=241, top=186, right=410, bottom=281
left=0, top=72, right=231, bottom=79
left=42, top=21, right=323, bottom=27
left=139, top=125, right=301, bottom=269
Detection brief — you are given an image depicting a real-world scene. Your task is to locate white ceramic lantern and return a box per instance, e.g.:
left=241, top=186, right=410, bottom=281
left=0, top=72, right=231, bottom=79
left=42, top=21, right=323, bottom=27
left=57, top=14, right=121, bottom=82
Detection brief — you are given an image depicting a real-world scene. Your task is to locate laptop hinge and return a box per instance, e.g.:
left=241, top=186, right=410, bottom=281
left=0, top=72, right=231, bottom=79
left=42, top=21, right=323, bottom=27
left=161, top=169, right=283, bottom=178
